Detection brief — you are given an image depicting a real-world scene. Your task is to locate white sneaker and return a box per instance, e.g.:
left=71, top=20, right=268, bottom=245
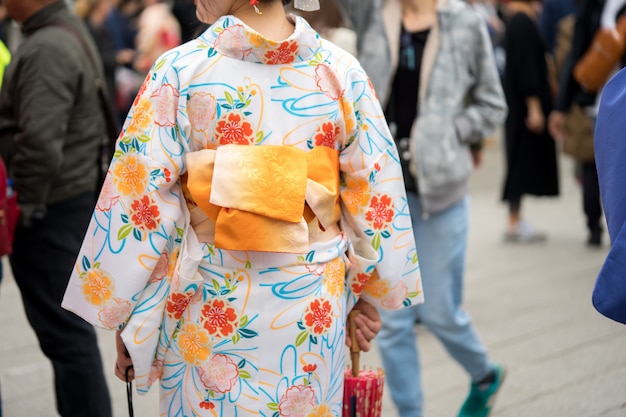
left=504, top=220, right=546, bottom=243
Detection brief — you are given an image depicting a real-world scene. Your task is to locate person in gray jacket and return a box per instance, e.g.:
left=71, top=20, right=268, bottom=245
left=376, top=0, right=507, bottom=416
left=0, top=1, right=112, bottom=416
left=336, top=0, right=392, bottom=99
left=288, top=0, right=392, bottom=99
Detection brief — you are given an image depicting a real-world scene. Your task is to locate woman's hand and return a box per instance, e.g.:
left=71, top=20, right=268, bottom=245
left=548, top=110, right=565, bottom=141
left=346, top=299, right=382, bottom=352
left=115, top=329, right=134, bottom=382
left=525, top=97, right=546, bottom=134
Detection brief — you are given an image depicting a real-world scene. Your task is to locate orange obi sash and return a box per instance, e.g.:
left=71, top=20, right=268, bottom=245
left=184, top=144, right=341, bottom=253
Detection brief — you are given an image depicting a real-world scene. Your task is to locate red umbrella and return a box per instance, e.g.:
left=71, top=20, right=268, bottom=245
left=342, top=310, right=385, bottom=417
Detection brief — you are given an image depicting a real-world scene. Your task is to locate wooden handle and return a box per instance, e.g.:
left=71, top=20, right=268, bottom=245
left=349, top=309, right=360, bottom=377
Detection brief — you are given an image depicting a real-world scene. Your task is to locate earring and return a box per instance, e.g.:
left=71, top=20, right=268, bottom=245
left=250, top=0, right=262, bottom=14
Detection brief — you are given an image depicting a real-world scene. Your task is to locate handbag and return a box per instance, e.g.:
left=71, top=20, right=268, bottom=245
left=0, top=157, right=19, bottom=257
left=573, top=17, right=626, bottom=93
left=562, top=103, right=595, bottom=162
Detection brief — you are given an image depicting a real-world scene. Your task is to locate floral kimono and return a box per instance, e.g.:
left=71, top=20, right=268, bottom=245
left=63, top=14, right=423, bottom=417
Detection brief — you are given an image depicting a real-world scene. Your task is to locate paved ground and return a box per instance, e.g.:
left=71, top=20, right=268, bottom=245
left=1, top=137, right=625, bottom=417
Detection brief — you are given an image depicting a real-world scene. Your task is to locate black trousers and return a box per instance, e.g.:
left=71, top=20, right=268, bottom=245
left=582, top=161, right=603, bottom=233
left=10, top=192, right=111, bottom=417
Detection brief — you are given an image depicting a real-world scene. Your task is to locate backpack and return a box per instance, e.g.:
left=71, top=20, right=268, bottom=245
left=0, top=157, right=19, bottom=256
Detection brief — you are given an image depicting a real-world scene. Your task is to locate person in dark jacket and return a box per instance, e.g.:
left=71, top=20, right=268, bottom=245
left=548, top=0, right=626, bottom=247
left=0, top=1, right=112, bottom=416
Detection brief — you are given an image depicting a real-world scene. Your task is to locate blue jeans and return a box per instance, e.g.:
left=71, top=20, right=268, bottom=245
left=377, top=193, right=491, bottom=417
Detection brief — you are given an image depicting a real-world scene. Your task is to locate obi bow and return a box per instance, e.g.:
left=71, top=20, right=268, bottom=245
left=184, top=144, right=341, bottom=253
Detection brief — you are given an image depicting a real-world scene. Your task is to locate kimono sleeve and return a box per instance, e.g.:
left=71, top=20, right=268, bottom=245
left=62, top=54, right=187, bottom=331
left=339, top=69, right=423, bottom=310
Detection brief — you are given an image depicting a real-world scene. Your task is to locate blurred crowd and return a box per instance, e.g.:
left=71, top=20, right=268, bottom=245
left=0, top=0, right=203, bottom=130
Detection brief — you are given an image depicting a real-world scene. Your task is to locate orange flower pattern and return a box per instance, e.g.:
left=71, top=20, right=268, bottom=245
left=81, top=268, right=115, bottom=306
left=323, top=258, right=344, bottom=298
left=306, top=404, right=334, bottom=417
left=177, top=322, right=211, bottom=366
left=126, top=96, right=153, bottom=136
left=111, top=153, right=149, bottom=198
left=342, top=176, right=371, bottom=216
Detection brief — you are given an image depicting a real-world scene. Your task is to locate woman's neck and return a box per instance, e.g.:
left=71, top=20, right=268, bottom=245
left=402, top=0, right=437, bottom=32
left=234, top=1, right=296, bottom=40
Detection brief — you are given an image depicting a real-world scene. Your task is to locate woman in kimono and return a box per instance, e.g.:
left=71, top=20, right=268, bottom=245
left=62, top=0, right=423, bottom=415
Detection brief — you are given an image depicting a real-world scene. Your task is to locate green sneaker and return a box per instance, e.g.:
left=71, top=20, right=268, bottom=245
left=458, top=364, right=506, bottom=417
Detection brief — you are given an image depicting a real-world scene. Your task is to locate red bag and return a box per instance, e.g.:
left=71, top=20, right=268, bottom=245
left=0, top=157, right=19, bottom=256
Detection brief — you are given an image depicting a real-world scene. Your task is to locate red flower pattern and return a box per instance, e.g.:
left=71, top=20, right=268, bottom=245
left=303, top=298, right=333, bottom=335
left=351, top=272, right=370, bottom=295
left=215, top=112, right=254, bottom=145
left=200, top=299, right=239, bottom=338
left=166, top=291, right=194, bottom=320
left=314, top=122, right=340, bottom=148
left=302, top=363, right=317, bottom=373
left=199, top=401, right=215, bottom=410
left=265, top=40, right=298, bottom=64
left=365, top=194, right=394, bottom=230
left=130, top=195, right=160, bottom=231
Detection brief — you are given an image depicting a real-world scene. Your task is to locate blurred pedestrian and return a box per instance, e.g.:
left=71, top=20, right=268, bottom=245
left=61, top=0, right=424, bottom=415
left=468, top=0, right=506, bottom=77
left=104, top=0, right=140, bottom=120
left=74, top=0, right=121, bottom=128
left=173, top=0, right=203, bottom=41
left=0, top=1, right=112, bottom=416
left=376, top=0, right=507, bottom=416
left=286, top=0, right=358, bottom=55
left=336, top=0, right=392, bottom=98
left=289, top=0, right=391, bottom=98
left=105, top=0, right=140, bottom=54
left=500, top=0, right=559, bottom=242
left=539, top=0, right=577, bottom=53
left=548, top=0, right=626, bottom=247
left=134, top=0, right=181, bottom=74
left=591, top=65, right=626, bottom=324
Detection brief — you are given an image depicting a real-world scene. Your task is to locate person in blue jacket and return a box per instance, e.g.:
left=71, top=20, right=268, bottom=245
left=591, top=66, right=626, bottom=324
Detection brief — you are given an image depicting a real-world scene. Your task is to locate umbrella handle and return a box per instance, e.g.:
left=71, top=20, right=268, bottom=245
left=349, top=309, right=361, bottom=377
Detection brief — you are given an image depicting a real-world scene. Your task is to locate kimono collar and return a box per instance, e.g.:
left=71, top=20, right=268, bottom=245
left=199, top=15, right=320, bottom=64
